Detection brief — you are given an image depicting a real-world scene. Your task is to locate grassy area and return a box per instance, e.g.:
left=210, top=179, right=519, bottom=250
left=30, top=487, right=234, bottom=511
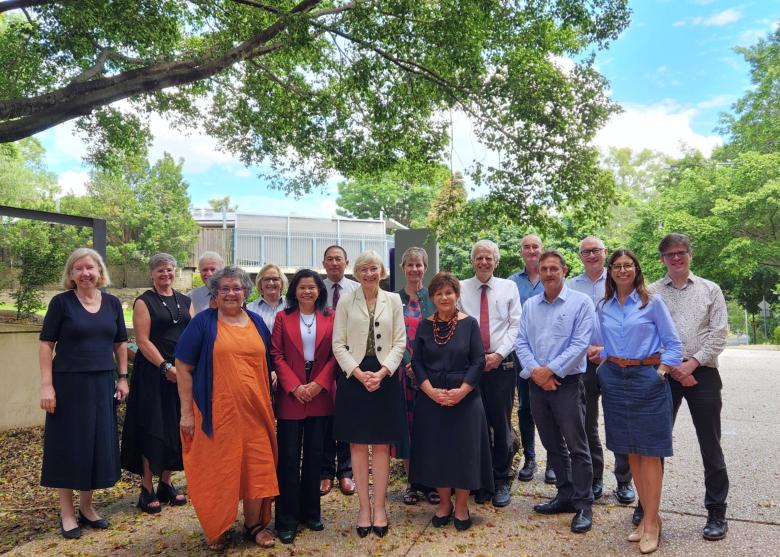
left=0, top=303, right=134, bottom=323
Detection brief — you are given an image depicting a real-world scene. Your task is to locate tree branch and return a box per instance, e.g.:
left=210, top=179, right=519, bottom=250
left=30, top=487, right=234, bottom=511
left=0, top=0, right=322, bottom=142
left=0, top=0, right=51, bottom=14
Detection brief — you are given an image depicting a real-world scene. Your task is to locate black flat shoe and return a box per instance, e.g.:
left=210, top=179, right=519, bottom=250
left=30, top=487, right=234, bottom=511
left=616, top=482, right=636, bottom=505
left=453, top=513, right=472, bottom=531
left=157, top=480, right=187, bottom=506
left=517, top=459, right=536, bottom=482
left=431, top=507, right=453, bottom=528
left=356, top=525, right=371, bottom=538
left=703, top=510, right=728, bottom=541
left=60, top=520, right=81, bottom=539
left=78, top=510, right=109, bottom=529
left=592, top=479, right=604, bottom=500
left=304, top=519, right=324, bottom=531
left=137, top=485, right=162, bottom=514
left=544, top=467, right=557, bottom=485
left=372, top=524, right=389, bottom=537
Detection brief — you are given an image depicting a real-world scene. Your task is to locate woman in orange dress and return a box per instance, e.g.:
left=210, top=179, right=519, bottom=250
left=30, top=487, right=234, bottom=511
left=175, top=266, right=278, bottom=550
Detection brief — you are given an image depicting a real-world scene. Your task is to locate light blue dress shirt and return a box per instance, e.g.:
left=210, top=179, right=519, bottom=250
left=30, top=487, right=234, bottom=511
left=246, top=297, right=287, bottom=332
left=566, top=269, right=607, bottom=305
left=508, top=268, right=543, bottom=304
left=515, top=286, right=595, bottom=379
left=597, top=291, right=683, bottom=367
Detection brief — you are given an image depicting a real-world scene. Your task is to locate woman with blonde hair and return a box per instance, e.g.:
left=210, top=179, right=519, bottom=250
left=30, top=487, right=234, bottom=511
left=247, top=263, right=288, bottom=331
left=332, top=250, right=406, bottom=537
left=39, top=248, right=128, bottom=538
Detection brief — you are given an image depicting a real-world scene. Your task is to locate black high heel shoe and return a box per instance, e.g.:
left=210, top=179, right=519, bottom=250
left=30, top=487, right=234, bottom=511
left=372, top=524, right=389, bottom=537
left=356, top=525, right=371, bottom=538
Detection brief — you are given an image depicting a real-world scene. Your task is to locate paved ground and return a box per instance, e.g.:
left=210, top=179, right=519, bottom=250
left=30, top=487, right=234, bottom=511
left=7, top=347, right=779, bottom=556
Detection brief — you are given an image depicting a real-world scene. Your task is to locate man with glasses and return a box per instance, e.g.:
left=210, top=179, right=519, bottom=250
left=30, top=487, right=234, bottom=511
left=320, top=245, right=359, bottom=496
left=650, top=233, right=729, bottom=540
left=460, top=240, right=523, bottom=507
left=508, top=234, right=556, bottom=485
left=567, top=237, right=635, bottom=506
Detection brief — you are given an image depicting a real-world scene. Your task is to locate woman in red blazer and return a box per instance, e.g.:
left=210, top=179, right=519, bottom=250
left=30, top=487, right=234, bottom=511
left=271, top=269, right=337, bottom=544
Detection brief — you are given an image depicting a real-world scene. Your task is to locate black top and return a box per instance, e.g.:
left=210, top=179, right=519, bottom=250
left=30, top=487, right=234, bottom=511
left=40, top=290, right=128, bottom=373
left=412, top=316, right=485, bottom=390
left=135, top=289, right=192, bottom=360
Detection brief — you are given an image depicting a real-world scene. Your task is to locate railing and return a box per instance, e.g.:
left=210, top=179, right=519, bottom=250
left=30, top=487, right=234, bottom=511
left=191, top=228, right=393, bottom=270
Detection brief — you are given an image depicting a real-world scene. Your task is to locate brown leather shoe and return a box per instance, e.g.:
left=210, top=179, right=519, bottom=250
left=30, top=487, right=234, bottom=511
left=338, top=477, right=356, bottom=495
left=319, top=479, right=333, bottom=496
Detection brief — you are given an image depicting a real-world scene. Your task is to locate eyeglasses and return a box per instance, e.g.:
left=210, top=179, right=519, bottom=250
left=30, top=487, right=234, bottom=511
left=661, top=250, right=689, bottom=260
left=217, top=286, right=245, bottom=294
left=579, top=248, right=604, bottom=256
left=610, top=263, right=635, bottom=272
left=261, top=277, right=281, bottom=283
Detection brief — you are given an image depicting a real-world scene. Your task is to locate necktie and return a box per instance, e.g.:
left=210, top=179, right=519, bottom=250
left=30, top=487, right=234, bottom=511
left=480, top=284, right=490, bottom=352
left=332, top=283, right=341, bottom=308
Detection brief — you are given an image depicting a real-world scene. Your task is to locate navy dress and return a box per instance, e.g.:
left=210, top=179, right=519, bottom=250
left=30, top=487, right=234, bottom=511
left=408, top=317, right=493, bottom=492
left=39, top=290, right=128, bottom=490
left=121, top=290, right=191, bottom=475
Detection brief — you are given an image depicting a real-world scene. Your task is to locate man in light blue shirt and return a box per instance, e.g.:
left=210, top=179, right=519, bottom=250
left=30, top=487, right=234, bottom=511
left=516, top=250, right=595, bottom=533
left=566, top=236, right=635, bottom=506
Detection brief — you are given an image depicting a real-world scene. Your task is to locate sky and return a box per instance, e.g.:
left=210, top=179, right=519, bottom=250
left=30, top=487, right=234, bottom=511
left=36, top=0, right=780, bottom=217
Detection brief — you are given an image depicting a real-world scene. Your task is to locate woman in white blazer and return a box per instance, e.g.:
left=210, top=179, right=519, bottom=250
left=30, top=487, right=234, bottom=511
left=332, top=250, right=406, bottom=538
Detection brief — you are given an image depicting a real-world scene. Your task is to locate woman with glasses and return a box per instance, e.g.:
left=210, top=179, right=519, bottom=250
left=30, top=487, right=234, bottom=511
left=247, top=263, right=288, bottom=332
left=596, top=250, right=682, bottom=555
left=175, top=266, right=278, bottom=550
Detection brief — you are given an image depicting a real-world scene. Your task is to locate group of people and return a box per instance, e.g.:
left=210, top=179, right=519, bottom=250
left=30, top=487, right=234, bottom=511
left=38, top=232, right=729, bottom=555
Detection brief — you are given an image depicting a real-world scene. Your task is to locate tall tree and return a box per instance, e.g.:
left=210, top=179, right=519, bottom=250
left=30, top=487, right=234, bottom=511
left=336, top=162, right=449, bottom=227
left=208, top=196, right=238, bottom=213
left=0, top=137, right=59, bottom=206
left=0, top=1, right=629, bottom=228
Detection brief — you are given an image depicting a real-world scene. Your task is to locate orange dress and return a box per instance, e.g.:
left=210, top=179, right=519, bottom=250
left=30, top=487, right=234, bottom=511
left=182, top=320, right=279, bottom=540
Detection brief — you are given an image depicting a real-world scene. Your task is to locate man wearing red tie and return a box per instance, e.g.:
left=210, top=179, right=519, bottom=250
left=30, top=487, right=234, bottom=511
left=458, top=240, right=523, bottom=507
left=320, top=245, right=359, bottom=496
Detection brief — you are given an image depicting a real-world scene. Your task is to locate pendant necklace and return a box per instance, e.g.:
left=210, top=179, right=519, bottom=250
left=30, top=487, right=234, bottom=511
left=153, top=286, right=181, bottom=324
left=300, top=313, right=315, bottom=335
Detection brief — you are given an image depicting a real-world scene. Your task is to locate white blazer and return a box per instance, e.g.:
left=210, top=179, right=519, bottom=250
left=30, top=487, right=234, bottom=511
left=332, top=287, right=406, bottom=377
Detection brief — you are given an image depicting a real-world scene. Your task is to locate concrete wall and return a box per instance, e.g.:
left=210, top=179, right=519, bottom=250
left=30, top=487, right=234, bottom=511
left=0, top=324, right=45, bottom=431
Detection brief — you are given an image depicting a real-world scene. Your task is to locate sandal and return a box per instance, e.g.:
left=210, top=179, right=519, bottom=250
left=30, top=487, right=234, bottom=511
left=403, top=486, right=420, bottom=505
left=137, top=485, right=162, bottom=514
left=243, top=522, right=275, bottom=548
left=207, top=532, right=229, bottom=552
left=426, top=491, right=441, bottom=505
left=157, top=480, right=187, bottom=506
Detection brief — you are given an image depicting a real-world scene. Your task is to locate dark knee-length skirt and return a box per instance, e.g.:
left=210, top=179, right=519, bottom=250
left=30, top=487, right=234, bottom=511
left=333, top=356, right=405, bottom=445
left=41, top=371, right=120, bottom=490
left=598, top=361, right=673, bottom=457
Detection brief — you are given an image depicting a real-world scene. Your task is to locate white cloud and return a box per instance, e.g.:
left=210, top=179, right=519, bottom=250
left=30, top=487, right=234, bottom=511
left=58, top=170, right=90, bottom=197
left=593, top=101, right=723, bottom=157
left=675, top=8, right=742, bottom=27
left=696, top=94, right=735, bottom=110
left=147, top=113, right=238, bottom=174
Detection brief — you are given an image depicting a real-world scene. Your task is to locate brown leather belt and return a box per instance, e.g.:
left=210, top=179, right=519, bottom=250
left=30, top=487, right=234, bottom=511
left=607, top=354, right=661, bottom=368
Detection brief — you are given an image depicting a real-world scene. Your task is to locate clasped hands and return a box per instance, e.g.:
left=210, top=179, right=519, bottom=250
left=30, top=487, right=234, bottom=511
left=353, top=367, right=389, bottom=393
left=292, top=381, right=324, bottom=403
left=530, top=366, right=560, bottom=391
left=424, top=382, right=471, bottom=406
left=669, top=358, right=698, bottom=386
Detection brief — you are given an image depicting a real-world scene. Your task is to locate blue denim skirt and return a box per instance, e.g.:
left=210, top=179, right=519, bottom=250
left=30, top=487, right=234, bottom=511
left=597, top=361, right=673, bottom=457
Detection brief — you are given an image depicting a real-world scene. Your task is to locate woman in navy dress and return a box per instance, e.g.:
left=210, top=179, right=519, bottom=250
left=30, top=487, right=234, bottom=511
left=39, top=248, right=128, bottom=538
left=597, top=249, right=682, bottom=554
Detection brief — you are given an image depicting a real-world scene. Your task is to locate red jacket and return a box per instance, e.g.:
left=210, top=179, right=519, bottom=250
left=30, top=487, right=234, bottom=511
left=271, top=309, right=337, bottom=420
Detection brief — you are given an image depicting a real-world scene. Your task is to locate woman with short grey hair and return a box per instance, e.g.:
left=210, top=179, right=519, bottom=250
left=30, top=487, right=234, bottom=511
left=121, top=253, right=194, bottom=514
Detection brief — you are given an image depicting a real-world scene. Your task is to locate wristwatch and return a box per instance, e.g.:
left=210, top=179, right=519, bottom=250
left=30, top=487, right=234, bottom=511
left=160, top=361, right=173, bottom=376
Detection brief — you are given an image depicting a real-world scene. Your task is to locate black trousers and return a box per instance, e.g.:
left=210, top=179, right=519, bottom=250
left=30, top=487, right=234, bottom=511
left=480, top=355, right=517, bottom=486
left=530, top=375, right=593, bottom=510
left=320, top=415, right=352, bottom=480
left=583, top=361, right=631, bottom=483
left=670, top=365, right=729, bottom=511
left=276, top=417, right=327, bottom=532
left=516, top=374, right=536, bottom=461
